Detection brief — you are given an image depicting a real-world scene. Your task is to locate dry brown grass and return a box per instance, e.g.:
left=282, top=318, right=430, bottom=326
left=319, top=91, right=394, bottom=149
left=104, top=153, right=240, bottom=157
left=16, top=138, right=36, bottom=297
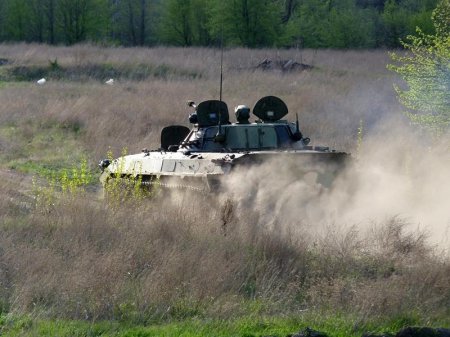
left=0, top=43, right=400, bottom=159
left=0, top=192, right=448, bottom=322
left=0, top=44, right=449, bottom=323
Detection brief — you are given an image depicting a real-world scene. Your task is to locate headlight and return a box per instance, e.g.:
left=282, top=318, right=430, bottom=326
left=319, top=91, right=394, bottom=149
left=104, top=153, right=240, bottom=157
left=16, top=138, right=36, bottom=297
left=98, top=159, right=110, bottom=172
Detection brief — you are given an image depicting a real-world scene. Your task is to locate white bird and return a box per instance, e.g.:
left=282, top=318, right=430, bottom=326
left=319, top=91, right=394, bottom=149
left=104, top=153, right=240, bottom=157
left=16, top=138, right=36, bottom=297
left=105, top=78, right=114, bottom=85
left=37, top=78, right=46, bottom=85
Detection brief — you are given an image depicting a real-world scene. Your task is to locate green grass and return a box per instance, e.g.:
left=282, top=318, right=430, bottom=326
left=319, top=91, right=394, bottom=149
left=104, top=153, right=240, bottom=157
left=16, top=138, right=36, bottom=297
left=1, top=312, right=448, bottom=337
left=0, top=79, right=27, bottom=88
left=0, top=121, right=91, bottom=178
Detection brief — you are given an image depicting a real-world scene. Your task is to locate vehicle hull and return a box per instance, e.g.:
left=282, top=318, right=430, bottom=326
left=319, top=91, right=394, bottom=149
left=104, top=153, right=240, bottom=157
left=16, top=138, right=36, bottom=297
left=100, top=149, right=349, bottom=191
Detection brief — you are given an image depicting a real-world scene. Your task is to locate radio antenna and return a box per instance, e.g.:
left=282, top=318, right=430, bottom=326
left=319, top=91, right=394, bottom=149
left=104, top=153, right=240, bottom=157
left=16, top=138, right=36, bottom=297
left=215, top=24, right=225, bottom=143
left=219, top=24, right=224, bottom=102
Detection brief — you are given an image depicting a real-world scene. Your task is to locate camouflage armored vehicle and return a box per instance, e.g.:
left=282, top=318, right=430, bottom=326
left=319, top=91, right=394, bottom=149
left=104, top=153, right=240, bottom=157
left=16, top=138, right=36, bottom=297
left=99, top=96, right=349, bottom=193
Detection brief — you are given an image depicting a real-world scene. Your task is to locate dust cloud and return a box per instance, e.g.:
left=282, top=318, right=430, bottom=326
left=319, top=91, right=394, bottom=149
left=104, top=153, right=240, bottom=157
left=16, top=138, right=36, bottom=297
left=222, top=119, right=450, bottom=250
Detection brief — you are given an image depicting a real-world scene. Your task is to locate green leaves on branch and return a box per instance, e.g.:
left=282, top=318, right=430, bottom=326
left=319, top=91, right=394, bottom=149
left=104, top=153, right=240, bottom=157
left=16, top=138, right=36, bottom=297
left=32, top=157, right=95, bottom=213
left=388, top=0, right=450, bottom=136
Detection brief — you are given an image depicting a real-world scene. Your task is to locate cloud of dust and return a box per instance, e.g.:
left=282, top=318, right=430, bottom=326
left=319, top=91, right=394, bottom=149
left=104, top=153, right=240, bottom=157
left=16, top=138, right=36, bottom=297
left=222, top=119, right=450, bottom=250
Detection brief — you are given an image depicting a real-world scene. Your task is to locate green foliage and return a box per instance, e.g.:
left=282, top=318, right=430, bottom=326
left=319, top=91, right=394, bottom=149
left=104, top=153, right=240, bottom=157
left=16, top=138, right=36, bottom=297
left=59, top=158, right=93, bottom=194
left=389, top=0, right=450, bottom=136
left=327, top=5, right=378, bottom=48
left=58, top=0, right=96, bottom=44
left=160, top=0, right=214, bottom=46
left=32, top=157, right=95, bottom=212
left=0, top=0, right=442, bottom=48
left=382, top=0, right=436, bottom=47
left=112, top=0, right=155, bottom=46
left=102, top=148, right=155, bottom=206
left=1, top=0, right=33, bottom=41
left=287, top=0, right=379, bottom=48
left=217, top=0, right=282, bottom=47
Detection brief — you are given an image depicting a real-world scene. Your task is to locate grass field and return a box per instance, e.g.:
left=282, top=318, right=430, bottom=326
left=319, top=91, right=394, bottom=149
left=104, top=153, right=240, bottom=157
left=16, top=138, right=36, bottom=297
left=0, top=43, right=449, bottom=336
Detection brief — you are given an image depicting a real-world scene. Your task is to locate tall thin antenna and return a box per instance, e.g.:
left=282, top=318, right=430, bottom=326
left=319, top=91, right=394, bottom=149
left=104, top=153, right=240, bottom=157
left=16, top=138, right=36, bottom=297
left=219, top=24, right=224, bottom=102
left=215, top=24, right=225, bottom=142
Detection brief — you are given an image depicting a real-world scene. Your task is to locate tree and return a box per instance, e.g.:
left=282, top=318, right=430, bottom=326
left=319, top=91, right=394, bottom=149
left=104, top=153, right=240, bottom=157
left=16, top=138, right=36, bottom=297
left=118, top=0, right=152, bottom=45
left=57, top=0, right=108, bottom=44
left=355, top=0, right=388, bottom=11
left=191, top=0, right=213, bottom=45
left=282, top=0, right=300, bottom=23
left=217, top=0, right=282, bottom=47
left=325, top=0, right=378, bottom=48
left=389, top=0, right=450, bottom=136
left=44, top=0, right=57, bottom=44
left=0, top=1, right=5, bottom=39
left=160, top=0, right=194, bottom=46
left=285, top=0, right=378, bottom=48
left=58, top=0, right=90, bottom=44
left=382, top=0, right=437, bottom=47
left=1, top=0, right=32, bottom=41
left=28, top=0, right=46, bottom=43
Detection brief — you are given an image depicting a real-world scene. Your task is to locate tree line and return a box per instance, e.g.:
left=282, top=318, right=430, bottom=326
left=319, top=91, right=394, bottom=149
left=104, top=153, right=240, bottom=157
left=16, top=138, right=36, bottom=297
left=0, top=0, right=440, bottom=48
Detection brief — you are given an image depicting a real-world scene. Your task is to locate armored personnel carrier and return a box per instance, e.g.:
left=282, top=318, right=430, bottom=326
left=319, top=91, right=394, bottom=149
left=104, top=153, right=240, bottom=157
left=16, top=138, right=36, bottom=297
left=99, top=96, right=349, bottom=193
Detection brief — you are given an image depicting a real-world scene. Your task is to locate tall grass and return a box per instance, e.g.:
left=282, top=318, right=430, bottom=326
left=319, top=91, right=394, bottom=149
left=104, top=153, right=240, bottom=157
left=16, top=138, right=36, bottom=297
left=0, top=189, right=448, bottom=323
left=0, top=43, right=400, bottom=162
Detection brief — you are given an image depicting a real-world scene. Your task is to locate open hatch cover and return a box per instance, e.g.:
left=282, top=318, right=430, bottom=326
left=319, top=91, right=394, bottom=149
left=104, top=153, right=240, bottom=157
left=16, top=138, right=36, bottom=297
left=196, top=100, right=229, bottom=127
left=253, top=96, right=288, bottom=122
left=161, top=125, right=190, bottom=150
